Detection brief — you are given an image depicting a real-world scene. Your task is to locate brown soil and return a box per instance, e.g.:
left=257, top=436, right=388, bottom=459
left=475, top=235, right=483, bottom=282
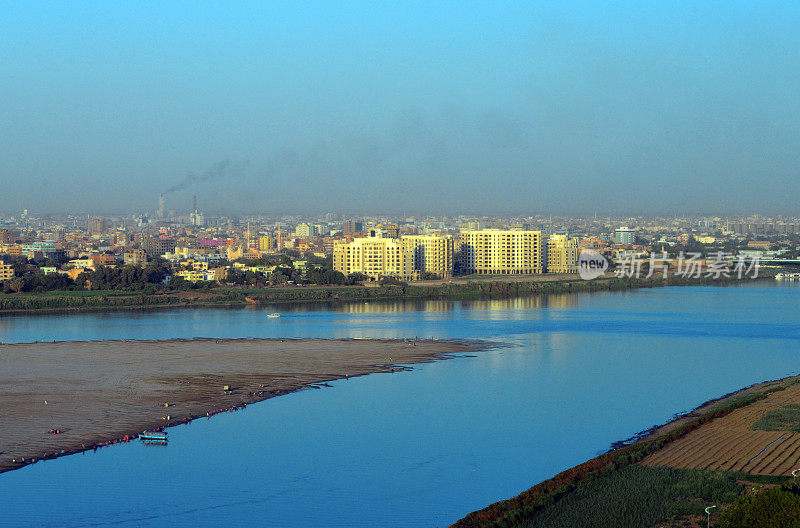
left=0, top=337, right=490, bottom=474
left=642, top=382, right=800, bottom=475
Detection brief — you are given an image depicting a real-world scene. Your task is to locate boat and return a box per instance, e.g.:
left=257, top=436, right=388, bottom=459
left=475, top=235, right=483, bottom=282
left=141, top=439, right=168, bottom=446
left=266, top=313, right=281, bottom=318
left=140, top=430, right=167, bottom=441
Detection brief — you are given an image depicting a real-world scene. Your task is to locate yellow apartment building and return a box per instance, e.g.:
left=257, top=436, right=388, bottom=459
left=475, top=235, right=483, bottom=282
left=459, top=229, right=545, bottom=275
left=401, top=235, right=454, bottom=279
left=546, top=234, right=579, bottom=273
left=0, top=261, right=14, bottom=281
left=333, top=236, right=415, bottom=281
left=258, top=236, right=275, bottom=251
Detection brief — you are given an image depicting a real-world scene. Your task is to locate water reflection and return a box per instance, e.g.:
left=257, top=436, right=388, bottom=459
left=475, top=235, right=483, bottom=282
left=271, top=293, right=581, bottom=315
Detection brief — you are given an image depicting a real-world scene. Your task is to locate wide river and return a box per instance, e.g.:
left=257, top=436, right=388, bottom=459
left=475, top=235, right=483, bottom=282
left=2, top=283, right=800, bottom=527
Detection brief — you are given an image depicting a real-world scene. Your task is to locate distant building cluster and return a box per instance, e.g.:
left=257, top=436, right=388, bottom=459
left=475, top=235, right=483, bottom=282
left=1, top=209, right=799, bottom=288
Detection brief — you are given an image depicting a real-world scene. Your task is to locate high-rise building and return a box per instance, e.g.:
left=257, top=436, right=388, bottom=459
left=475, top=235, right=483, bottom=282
left=190, top=211, right=205, bottom=226
left=88, top=218, right=109, bottom=235
left=402, top=235, right=454, bottom=279
left=0, top=261, right=14, bottom=281
left=295, top=223, right=320, bottom=237
left=459, top=230, right=545, bottom=275
left=115, top=231, right=135, bottom=247
left=258, top=236, right=276, bottom=251
left=614, top=227, right=637, bottom=245
left=342, top=220, right=363, bottom=235
left=546, top=235, right=579, bottom=273
left=123, top=250, right=148, bottom=266
left=142, top=236, right=176, bottom=257
left=333, top=236, right=415, bottom=281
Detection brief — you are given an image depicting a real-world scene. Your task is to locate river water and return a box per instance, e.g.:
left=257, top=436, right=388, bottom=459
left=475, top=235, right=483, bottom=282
left=2, top=283, right=800, bottom=527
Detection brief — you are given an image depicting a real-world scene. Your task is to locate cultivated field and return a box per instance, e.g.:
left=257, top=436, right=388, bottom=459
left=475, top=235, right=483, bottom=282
left=642, top=382, right=800, bottom=475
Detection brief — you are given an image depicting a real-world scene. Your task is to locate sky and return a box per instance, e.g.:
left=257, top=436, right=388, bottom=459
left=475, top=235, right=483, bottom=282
left=2, top=2, right=799, bottom=216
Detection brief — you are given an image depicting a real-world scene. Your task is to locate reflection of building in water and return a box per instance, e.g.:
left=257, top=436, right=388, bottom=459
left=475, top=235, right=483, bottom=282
left=465, top=297, right=544, bottom=311
left=462, top=293, right=579, bottom=312
left=459, top=230, right=545, bottom=275
left=402, top=235, right=454, bottom=279
left=335, top=300, right=455, bottom=314
left=546, top=235, right=579, bottom=273
left=545, top=293, right=579, bottom=309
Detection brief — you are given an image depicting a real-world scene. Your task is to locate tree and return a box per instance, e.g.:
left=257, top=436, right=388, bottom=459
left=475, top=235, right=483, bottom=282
left=6, top=277, right=24, bottom=293
left=270, top=271, right=289, bottom=285
left=718, top=483, right=800, bottom=528
left=347, top=272, right=367, bottom=285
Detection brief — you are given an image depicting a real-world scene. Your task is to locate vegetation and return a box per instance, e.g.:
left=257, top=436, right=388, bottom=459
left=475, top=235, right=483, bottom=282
left=718, top=482, right=800, bottom=528
left=0, top=273, right=766, bottom=313
left=516, top=465, right=746, bottom=528
left=74, top=262, right=170, bottom=291
left=452, top=378, right=799, bottom=528
left=750, top=404, right=800, bottom=433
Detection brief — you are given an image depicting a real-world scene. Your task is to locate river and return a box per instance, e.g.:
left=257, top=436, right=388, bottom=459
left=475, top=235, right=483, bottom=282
left=2, top=283, right=800, bottom=527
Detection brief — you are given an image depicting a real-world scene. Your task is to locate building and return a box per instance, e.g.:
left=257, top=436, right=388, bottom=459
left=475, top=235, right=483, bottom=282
left=459, top=230, right=545, bottom=275
left=21, top=242, right=65, bottom=261
left=258, top=236, right=276, bottom=252
left=374, top=224, right=399, bottom=238
left=190, top=211, right=205, bottom=226
left=333, top=235, right=415, bottom=281
left=0, top=261, right=14, bottom=281
left=91, top=254, right=117, bottom=267
left=88, top=218, right=109, bottom=235
left=68, top=258, right=95, bottom=269
left=295, top=223, right=320, bottom=237
left=175, top=270, right=216, bottom=282
left=402, top=235, right=454, bottom=279
left=0, top=229, right=17, bottom=244
left=115, top=231, right=135, bottom=247
left=614, top=227, right=637, bottom=245
left=142, top=236, right=176, bottom=257
left=124, top=249, right=148, bottom=266
left=342, top=220, right=363, bottom=235
left=546, top=235, right=579, bottom=273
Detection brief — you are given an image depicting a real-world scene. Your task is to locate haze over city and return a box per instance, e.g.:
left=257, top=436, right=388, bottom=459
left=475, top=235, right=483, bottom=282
left=3, top=2, right=799, bottom=216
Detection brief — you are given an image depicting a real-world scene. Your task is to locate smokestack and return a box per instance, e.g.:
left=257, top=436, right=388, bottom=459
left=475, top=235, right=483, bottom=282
left=193, top=195, right=197, bottom=213
left=158, top=194, right=165, bottom=218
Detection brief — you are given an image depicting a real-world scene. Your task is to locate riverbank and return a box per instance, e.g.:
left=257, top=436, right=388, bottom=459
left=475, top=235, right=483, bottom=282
left=0, top=337, right=493, bottom=475
left=0, top=273, right=769, bottom=315
left=451, top=372, right=800, bottom=528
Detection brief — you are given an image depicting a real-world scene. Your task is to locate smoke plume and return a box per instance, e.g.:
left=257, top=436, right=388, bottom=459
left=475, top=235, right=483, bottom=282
left=163, top=159, right=248, bottom=195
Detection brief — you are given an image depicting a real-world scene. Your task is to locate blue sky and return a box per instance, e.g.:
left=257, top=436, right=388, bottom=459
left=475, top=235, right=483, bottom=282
left=2, top=2, right=798, bottom=215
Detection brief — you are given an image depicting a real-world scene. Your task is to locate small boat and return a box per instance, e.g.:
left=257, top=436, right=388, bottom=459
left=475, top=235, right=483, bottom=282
left=141, top=439, right=168, bottom=446
left=266, top=313, right=281, bottom=318
left=140, top=431, right=167, bottom=441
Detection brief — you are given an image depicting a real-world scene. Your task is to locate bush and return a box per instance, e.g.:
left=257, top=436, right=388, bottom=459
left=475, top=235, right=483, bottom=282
left=718, top=483, right=800, bottom=528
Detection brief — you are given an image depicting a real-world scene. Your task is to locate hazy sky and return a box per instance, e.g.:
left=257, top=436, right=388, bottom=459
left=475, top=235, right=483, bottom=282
left=2, top=2, right=799, bottom=216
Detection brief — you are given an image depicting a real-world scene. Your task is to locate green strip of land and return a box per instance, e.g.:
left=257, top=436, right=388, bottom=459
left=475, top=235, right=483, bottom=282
left=0, top=274, right=759, bottom=314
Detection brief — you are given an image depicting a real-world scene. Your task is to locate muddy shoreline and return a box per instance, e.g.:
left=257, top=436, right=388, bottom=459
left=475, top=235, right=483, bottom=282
left=0, top=337, right=496, bottom=475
